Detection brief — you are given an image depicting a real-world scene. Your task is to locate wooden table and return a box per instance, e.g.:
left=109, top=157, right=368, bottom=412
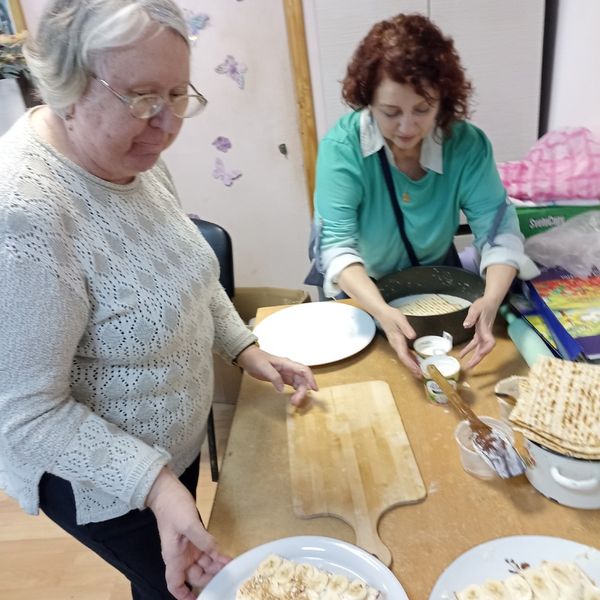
left=208, top=305, right=600, bottom=600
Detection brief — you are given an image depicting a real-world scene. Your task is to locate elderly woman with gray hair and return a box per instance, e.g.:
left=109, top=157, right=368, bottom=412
left=0, top=1, right=317, bottom=598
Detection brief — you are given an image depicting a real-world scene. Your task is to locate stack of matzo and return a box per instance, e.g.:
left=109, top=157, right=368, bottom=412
left=509, top=357, right=600, bottom=459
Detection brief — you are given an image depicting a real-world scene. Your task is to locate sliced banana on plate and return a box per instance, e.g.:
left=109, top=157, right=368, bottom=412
left=345, top=579, right=370, bottom=600
left=504, top=574, right=533, bottom=599
left=256, top=553, right=282, bottom=577
left=455, top=584, right=488, bottom=599
left=235, top=553, right=383, bottom=599
left=521, top=565, right=560, bottom=599
left=455, top=560, right=600, bottom=600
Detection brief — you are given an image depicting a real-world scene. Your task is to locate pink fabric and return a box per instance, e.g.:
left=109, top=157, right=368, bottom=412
left=497, top=128, right=600, bottom=201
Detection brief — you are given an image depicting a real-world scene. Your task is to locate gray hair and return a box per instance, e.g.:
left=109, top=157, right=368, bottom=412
left=24, top=0, right=189, bottom=114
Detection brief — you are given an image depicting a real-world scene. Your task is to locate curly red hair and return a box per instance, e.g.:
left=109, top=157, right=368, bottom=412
left=342, top=13, right=472, bottom=134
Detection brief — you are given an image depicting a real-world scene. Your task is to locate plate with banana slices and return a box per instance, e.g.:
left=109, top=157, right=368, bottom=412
left=198, top=535, right=407, bottom=599
left=429, top=535, right=600, bottom=599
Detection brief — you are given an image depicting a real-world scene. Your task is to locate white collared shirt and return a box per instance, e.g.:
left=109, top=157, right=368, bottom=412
left=359, top=108, right=444, bottom=174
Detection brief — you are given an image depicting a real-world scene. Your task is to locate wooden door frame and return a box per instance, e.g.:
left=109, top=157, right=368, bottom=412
left=7, top=0, right=27, bottom=32
left=283, top=0, right=317, bottom=214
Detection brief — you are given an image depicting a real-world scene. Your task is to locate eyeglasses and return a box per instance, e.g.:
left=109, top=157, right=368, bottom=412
left=91, top=74, right=207, bottom=119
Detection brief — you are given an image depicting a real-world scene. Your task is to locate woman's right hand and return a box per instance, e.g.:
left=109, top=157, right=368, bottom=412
left=337, top=264, right=423, bottom=378
left=375, top=304, right=422, bottom=378
left=146, top=468, right=231, bottom=600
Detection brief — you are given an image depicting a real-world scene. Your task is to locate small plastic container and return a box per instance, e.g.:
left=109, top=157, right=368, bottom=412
left=420, top=354, right=461, bottom=405
left=420, top=354, right=460, bottom=381
left=494, top=376, right=526, bottom=425
left=454, top=416, right=515, bottom=480
left=413, top=332, right=453, bottom=358
left=424, top=378, right=458, bottom=405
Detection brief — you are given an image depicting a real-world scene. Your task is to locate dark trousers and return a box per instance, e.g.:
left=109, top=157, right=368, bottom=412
left=39, top=456, right=201, bottom=600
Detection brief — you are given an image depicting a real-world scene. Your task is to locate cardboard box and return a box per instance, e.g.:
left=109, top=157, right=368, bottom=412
left=233, top=286, right=310, bottom=323
left=516, top=204, right=600, bottom=238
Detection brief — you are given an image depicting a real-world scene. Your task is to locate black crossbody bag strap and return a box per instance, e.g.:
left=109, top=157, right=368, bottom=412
left=377, top=147, right=420, bottom=267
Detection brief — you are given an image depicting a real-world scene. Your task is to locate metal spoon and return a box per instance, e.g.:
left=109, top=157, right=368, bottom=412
left=427, top=365, right=527, bottom=479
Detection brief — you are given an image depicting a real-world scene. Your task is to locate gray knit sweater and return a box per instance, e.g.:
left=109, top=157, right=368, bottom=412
left=0, top=111, right=255, bottom=524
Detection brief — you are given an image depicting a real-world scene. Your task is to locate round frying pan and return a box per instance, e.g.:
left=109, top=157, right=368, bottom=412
left=376, top=266, right=485, bottom=344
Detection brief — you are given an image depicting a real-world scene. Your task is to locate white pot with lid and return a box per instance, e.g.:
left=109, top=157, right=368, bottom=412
left=525, top=439, right=600, bottom=510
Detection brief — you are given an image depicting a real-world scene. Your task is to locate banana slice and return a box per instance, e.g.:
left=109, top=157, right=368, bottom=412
left=521, top=566, right=560, bottom=599
left=256, top=553, right=282, bottom=577
left=482, top=580, right=510, bottom=599
left=328, top=574, right=349, bottom=593
left=273, top=558, right=295, bottom=586
left=344, top=579, right=369, bottom=600
left=268, top=578, right=287, bottom=598
left=570, top=562, right=600, bottom=599
left=584, top=588, right=600, bottom=600
left=304, top=566, right=330, bottom=592
left=456, top=584, right=487, bottom=599
left=504, top=573, right=533, bottom=599
left=295, top=562, right=316, bottom=580
left=542, top=562, right=584, bottom=599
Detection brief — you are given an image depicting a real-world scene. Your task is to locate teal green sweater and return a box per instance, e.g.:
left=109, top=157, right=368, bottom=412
left=314, top=111, right=527, bottom=292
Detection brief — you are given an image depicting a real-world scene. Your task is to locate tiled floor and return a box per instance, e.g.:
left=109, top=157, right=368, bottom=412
left=0, top=402, right=236, bottom=600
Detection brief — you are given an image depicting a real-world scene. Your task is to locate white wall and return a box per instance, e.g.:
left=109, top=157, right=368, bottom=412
left=163, top=0, right=312, bottom=290
left=547, top=0, right=600, bottom=135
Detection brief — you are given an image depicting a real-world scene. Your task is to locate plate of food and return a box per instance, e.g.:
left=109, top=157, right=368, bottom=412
left=429, top=535, right=600, bottom=599
left=252, top=302, right=376, bottom=366
left=198, top=535, right=407, bottom=599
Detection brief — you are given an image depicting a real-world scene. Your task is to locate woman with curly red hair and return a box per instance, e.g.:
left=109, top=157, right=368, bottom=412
left=308, top=13, right=538, bottom=377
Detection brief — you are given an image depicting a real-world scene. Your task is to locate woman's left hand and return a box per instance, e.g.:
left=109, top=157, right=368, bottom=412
left=459, top=264, right=517, bottom=369
left=235, top=345, right=319, bottom=406
left=458, top=296, right=499, bottom=369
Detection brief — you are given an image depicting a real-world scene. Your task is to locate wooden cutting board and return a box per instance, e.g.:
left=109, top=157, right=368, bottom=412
left=287, top=380, right=426, bottom=566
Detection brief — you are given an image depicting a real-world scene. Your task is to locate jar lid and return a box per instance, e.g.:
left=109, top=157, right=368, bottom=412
left=413, top=332, right=453, bottom=357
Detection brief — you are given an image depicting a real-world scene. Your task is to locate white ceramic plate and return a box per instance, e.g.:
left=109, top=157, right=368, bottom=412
left=198, top=535, right=407, bottom=599
left=429, top=535, right=600, bottom=599
left=252, top=302, right=376, bottom=366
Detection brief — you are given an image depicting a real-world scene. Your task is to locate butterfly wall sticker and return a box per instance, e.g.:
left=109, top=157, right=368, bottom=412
left=212, top=136, right=232, bottom=153
left=184, top=10, right=210, bottom=44
left=215, top=55, right=247, bottom=90
left=213, top=158, right=242, bottom=187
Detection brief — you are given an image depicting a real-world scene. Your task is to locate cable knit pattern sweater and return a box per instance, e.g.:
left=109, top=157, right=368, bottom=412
left=0, top=111, right=256, bottom=524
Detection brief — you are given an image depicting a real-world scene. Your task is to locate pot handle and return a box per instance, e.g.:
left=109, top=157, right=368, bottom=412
left=550, top=466, right=599, bottom=492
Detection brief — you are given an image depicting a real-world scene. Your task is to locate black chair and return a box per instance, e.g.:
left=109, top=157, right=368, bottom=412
left=189, top=217, right=236, bottom=482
